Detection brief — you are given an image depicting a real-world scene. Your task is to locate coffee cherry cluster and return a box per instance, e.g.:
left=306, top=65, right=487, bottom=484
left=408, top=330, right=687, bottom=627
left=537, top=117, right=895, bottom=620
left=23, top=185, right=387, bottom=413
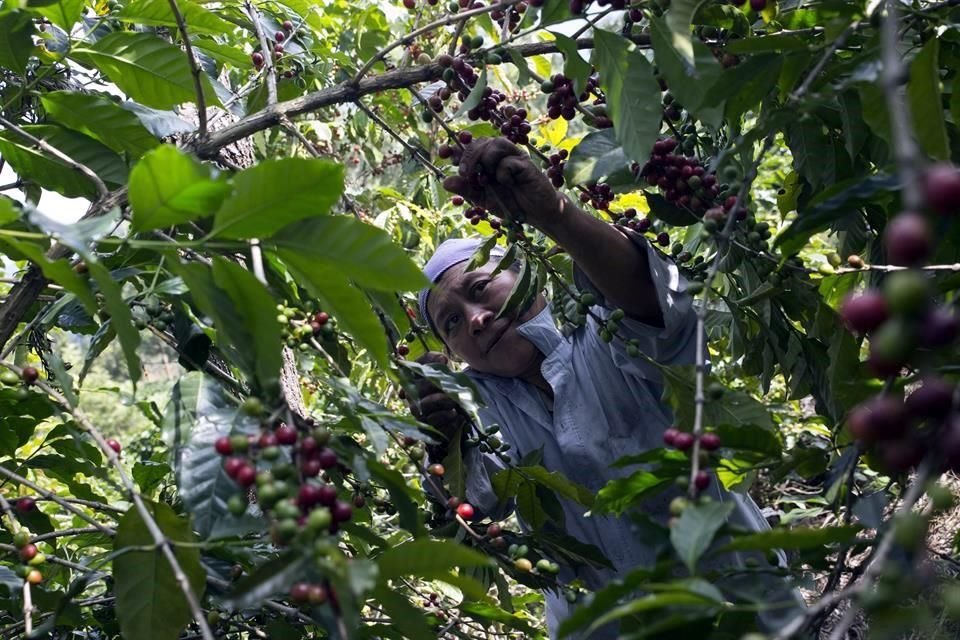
left=490, top=1, right=527, bottom=31
left=496, top=104, right=533, bottom=145
left=545, top=149, right=568, bottom=188
left=215, top=414, right=359, bottom=546
left=250, top=20, right=301, bottom=79
left=289, top=580, right=329, bottom=606
left=579, top=182, right=614, bottom=211
left=133, top=296, right=175, bottom=332
left=542, top=73, right=603, bottom=122
left=464, top=422, right=510, bottom=459
left=638, top=138, right=721, bottom=216
left=10, top=526, right=46, bottom=587
left=662, top=425, right=721, bottom=492
left=277, top=302, right=336, bottom=352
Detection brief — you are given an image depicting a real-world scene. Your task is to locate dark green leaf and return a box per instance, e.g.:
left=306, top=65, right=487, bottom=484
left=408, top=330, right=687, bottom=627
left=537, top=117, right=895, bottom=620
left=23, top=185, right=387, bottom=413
left=376, top=539, right=493, bottom=580
left=372, top=586, right=435, bottom=640
left=646, top=192, right=700, bottom=226
left=552, top=32, right=592, bottom=96
left=725, top=34, right=808, bottom=54
left=595, top=470, right=672, bottom=515
left=71, top=32, right=219, bottom=110
left=907, top=37, right=949, bottom=161
left=453, top=68, right=488, bottom=118
left=165, top=373, right=265, bottom=539
left=87, top=262, right=142, bottom=386
left=113, top=501, right=206, bottom=640
left=271, top=215, right=425, bottom=291
left=495, top=256, right=535, bottom=320
left=459, top=601, right=540, bottom=634
left=721, top=525, right=861, bottom=553
left=0, top=124, right=127, bottom=198
left=563, top=128, right=628, bottom=187
left=129, top=145, right=229, bottom=232
left=785, top=117, right=835, bottom=193
left=40, top=90, right=159, bottom=158
left=664, top=0, right=708, bottom=66
left=669, top=501, right=734, bottom=573
left=222, top=553, right=309, bottom=610
left=211, top=257, right=282, bottom=392
left=0, top=11, right=34, bottom=74
left=538, top=0, right=573, bottom=27
left=589, top=592, right=720, bottom=634
left=0, top=237, right=98, bottom=315
left=591, top=30, right=662, bottom=165
left=366, top=459, right=423, bottom=536
left=649, top=17, right=723, bottom=129
left=464, top=234, right=499, bottom=273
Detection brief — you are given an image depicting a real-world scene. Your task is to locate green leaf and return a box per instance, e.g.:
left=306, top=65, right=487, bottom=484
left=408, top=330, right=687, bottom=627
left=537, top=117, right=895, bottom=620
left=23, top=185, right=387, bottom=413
left=495, top=256, right=535, bottom=320
left=591, top=30, right=662, bottom=165
left=552, top=32, right=592, bottom=96
left=0, top=237, right=98, bottom=315
left=0, top=11, right=34, bottom=74
left=453, top=68, right=488, bottom=118
left=538, top=0, right=573, bottom=27
left=459, top=601, right=540, bottom=634
left=0, top=124, right=127, bottom=198
left=659, top=365, right=775, bottom=436
left=376, top=539, right=493, bottom=581
left=222, top=553, right=308, bottom=610
left=725, top=33, right=808, bottom=54
left=41, top=90, right=159, bottom=158
left=211, top=158, right=344, bottom=239
left=594, top=470, right=672, bottom=515
left=464, top=234, right=498, bottom=273
left=373, top=586, right=435, bottom=640
left=283, top=260, right=389, bottom=366
left=664, top=0, right=708, bottom=67
left=366, top=459, right=423, bottom=536
left=649, top=17, right=723, bottom=129
left=113, top=501, right=206, bottom=640
left=87, top=262, right=142, bottom=387
left=164, top=373, right=265, bottom=539
left=721, top=525, right=861, bottom=553
left=71, top=32, right=219, bottom=110
left=211, top=257, right=282, bottom=392
left=704, top=54, right=782, bottom=123
left=588, top=591, right=720, bottom=635
left=271, top=215, right=425, bottom=291
left=27, top=0, right=84, bottom=29
left=669, top=500, right=734, bottom=573
left=117, top=0, right=234, bottom=35
left=563, top=129, right=629, bottom=187
left=129, top=145, right=229, bottom=232
left=907, top=38, right=949, bottom=161
left=785, top=117, right=836, bottom=193
left=646, top=192, right=700, bottom=226
left=0, top=197, right=20, bottom=226
left=776, top=173, right=897, bottom=256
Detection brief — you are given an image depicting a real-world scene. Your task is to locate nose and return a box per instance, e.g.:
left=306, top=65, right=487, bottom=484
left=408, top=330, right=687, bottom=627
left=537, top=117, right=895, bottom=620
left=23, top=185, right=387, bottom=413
left=468, top=305, right=493, bottom=335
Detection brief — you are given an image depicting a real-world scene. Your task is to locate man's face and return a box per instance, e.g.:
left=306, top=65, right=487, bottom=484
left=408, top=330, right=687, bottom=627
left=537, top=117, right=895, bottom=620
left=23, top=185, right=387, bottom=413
left=427, top=260, right=546, bottom=378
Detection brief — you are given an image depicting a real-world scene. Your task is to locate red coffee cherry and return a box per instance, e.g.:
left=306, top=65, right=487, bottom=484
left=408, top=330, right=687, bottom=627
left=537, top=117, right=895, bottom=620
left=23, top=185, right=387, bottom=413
left=456, top=502, right=475, bottom=519
left=923, top=163, right=960, bottom=216
left=883, top=212, right=931, bottom=266
left=662, top=427, right=679, bottom=447
left=673, top=432, right=695, bottom=451
left=16, top=497, right=36, bottom=513
left=21, top=366, right=39, bottom=384
left=905, top=378, right=955, bottom=419
left=106, top=439, right=122, bottom=455
left=235, top=464, right=257, bottom=487
left=694, top=470, right=710, bottom=491
left=214, top=437, right=233, bottom=456
left=19, top=544, right=38, bottom=562
left=332, top=500, right=353, bottom=523
left=840, top=290, right=888, bottom=335
left=275, top=424, right=298, bottom=445
left=428, top=463, right=445, bottom=477
left=486, top=523, right=502, bottom=537
left=847, top=395, right=908, bottom=444
left=700, top=432, right=721, bottom=451
left=290, top=582, right=310, bottom=603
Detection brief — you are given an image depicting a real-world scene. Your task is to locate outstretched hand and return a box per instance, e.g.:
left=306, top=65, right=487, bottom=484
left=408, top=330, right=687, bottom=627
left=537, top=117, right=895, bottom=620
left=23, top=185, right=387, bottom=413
left=442, top=137, right=563, bottom=229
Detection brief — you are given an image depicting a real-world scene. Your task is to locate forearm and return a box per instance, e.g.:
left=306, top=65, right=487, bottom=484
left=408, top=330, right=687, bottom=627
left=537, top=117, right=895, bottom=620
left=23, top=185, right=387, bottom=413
left=536, top=196, right=664, bottom=326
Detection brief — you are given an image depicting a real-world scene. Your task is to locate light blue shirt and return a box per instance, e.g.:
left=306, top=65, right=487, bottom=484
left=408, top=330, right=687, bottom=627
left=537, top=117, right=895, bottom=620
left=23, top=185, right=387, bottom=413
left=460, top=241, right=803, bottom=638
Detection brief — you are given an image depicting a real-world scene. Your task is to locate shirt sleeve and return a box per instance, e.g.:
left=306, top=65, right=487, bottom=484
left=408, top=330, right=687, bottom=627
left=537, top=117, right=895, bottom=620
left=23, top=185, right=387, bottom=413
left=573, top=230, right=700, bottom=379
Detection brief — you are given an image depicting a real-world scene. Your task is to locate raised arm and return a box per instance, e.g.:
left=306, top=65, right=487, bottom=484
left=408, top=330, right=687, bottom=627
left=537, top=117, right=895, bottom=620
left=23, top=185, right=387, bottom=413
left=442, top=137, right=663, bottom=327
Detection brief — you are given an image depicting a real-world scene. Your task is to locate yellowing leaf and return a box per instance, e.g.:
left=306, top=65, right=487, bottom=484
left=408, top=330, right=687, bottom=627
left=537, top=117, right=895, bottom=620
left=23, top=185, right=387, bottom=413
left=538, top=117, right=567, bottom=147
left=610, top=192, right=649, bottom=214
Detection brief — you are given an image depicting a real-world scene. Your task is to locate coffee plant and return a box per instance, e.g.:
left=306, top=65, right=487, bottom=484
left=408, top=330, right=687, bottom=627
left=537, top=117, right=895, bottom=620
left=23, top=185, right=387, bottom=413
left=0, top=0, right=959, bottom=638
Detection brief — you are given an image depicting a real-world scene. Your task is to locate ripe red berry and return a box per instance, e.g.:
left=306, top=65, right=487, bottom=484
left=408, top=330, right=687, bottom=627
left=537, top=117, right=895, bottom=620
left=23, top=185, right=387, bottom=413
left=456, top=502, right=475, bottom=519
left=214, top=437, right=233, bottom=456
left=905, top=378, right=955, bottom=419
left=298, top=484, right=321, bottom=507
left=21, top=366, right=39, bottom=384
left=223, top=457, right=245, bottom=478
left=923, top=163, right=960, bottom=216
left=290, top=582, right=310, bottom=602
left=308, top=583, right=328, bottom=604
left=884, top=212, right=931, bottom=266
left=274, top=30, right=285, bottom=42
left=486, top=523, right=502, bottom=537
left=700, top=432, right=721, bottom=451
left=19, top=544, right=38, bottom=562
left=694, top=470, right=710, bottom=491
left=397, top=344, right=410, bottom=357
left=106, top=439, right=122, bottom=455
left=446, top=496, right=460, bottom=509
left=314, top=311, right=330, bottom=326
left=458, top=131, right=473, bottom=145
left=251, top=51, right=264, bottom=66
left=663, top=428, right=679, bottom=447
left=16, top=497, right=35, bottom=513
left=879, top=437, right=926, bottom=474
left=318, top=448, right=338, bottom=469
left=352, top=494, right=365, bottom=508
left=317, top=484, right=338, bottom=506
left=673, top=432, right=695, bottom=451
left=750, top=0, right=766, bottom=10
left=403, top=0, right=416, bottom=8
left=847, top=395, right=908, bottom=444
left=302, top=458, right=322, bottom=477
left=451, top=195, right=464, bottom=206
left=332, top=500, right=353, bottom=522
left=919, top=306, right=959, bottom=347
left=25, top=569, right=42, bottom=585
left=840, top=290, right=888, bottom=334
left=235, top=464, right=257, bottom=487
left=275, top=424, right=298, bottom=445
left=282, top=19, right=294, bottom=31
left=428, top=463, right=445, bottom=477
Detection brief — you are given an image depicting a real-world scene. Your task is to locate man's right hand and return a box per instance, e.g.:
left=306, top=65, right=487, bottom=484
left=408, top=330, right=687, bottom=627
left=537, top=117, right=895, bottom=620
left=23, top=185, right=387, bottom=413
left=406, top=352, right=469, bottom=449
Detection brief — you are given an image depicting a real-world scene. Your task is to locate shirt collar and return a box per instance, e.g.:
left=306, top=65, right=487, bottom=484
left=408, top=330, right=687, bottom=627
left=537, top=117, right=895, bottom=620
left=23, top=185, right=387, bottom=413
left=515, top=304, right=564, bottom=358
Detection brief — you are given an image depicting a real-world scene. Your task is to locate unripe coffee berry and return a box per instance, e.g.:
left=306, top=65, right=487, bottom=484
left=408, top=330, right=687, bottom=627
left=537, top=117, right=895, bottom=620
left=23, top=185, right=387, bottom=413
left=21, top=366, right=39, bottom=384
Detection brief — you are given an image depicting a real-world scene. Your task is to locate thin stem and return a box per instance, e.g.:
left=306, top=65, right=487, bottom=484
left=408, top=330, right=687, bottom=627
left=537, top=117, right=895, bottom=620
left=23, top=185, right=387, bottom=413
left=352, top=0, right=523, bottom=85
left=245, top=0, right=278, bottom=106
left=355, top=101, right=444, bottom=178
left=0, top=465, right=116, bottom=534
left=167, top=0, right=207, bottom=138
left=0, top=115, right=108, bottom=200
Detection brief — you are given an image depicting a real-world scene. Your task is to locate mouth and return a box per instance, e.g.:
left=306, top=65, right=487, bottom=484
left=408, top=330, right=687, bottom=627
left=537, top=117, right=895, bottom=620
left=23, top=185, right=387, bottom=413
left=485, top=320, right=512, bottom=354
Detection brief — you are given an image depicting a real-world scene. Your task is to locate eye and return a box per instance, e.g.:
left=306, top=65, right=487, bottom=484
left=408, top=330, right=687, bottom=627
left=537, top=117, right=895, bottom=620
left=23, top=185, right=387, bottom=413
left=471, top=280, right=489, bottom=297
left=444, top=313, right=461, bottom=334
